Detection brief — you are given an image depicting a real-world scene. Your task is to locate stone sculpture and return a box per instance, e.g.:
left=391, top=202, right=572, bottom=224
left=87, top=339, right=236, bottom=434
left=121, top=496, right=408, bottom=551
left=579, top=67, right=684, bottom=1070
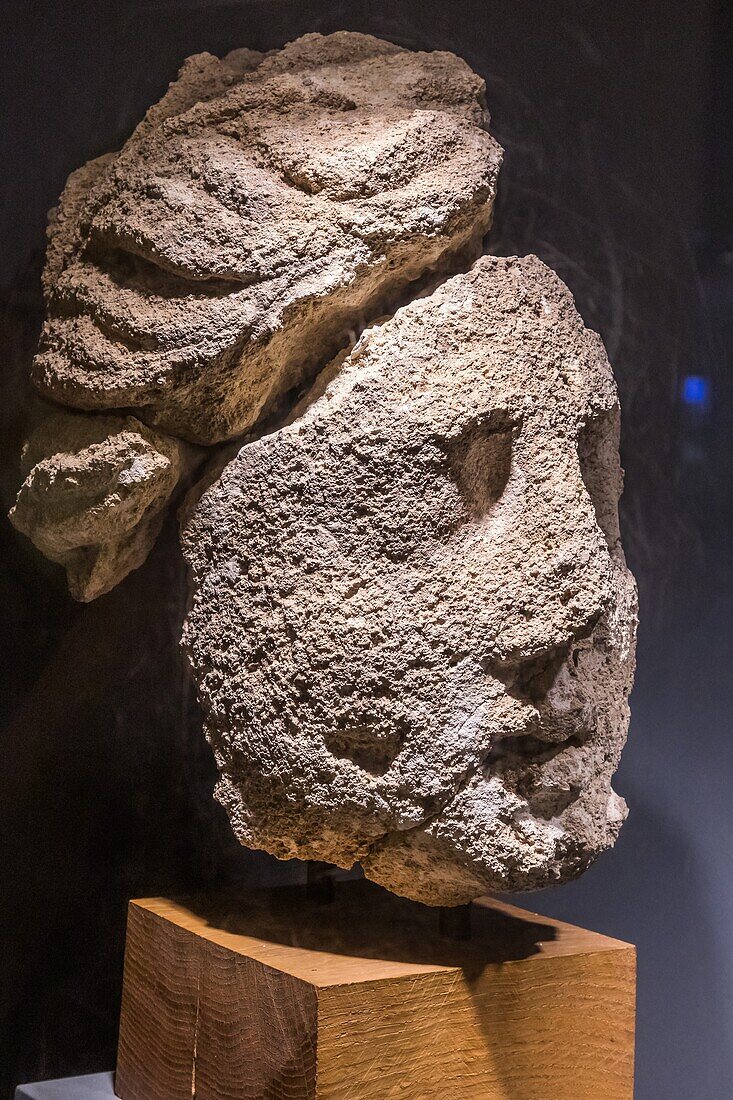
left=10, top=32, right=637, bottom=904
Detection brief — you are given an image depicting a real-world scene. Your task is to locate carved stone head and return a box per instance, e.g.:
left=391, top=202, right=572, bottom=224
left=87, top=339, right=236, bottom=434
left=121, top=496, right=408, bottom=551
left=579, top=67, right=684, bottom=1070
left=11, top=32, right=636, bottom=904
left=181, top=254, right=637, bottom=905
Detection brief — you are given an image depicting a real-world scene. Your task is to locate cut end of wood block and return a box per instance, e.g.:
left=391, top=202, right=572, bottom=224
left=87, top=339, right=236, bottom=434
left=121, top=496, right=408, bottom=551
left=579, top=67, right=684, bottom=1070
left=115, top=881, right=635, bottom=1100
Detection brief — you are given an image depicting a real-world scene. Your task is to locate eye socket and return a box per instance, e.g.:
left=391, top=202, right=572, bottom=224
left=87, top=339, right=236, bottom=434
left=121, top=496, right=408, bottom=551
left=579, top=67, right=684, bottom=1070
left=445, top=417, right=513, bottom=519
left=578, top=409, right=621, bottom=551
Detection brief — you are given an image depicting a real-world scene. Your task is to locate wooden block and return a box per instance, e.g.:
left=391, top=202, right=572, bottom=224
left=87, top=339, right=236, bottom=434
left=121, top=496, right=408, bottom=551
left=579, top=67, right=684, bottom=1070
left=115, top=880, right=635, bottom=1100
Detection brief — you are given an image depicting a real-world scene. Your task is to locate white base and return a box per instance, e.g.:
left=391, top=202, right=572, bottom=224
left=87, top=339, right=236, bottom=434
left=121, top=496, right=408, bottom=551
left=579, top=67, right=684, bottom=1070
left=15, top=1073, right=114, bottom=1099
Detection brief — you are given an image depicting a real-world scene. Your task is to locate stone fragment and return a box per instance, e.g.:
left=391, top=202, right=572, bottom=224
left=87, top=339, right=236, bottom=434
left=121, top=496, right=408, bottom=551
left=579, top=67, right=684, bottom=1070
left=10, top=31, right=637, bottom=907
left=30, top=32, right=502, bottom=444
left=181, top=254, right=638, bottom=906
left=10, top=408, right=199, bottom=601
left=13, top=32, right=502, bottom=598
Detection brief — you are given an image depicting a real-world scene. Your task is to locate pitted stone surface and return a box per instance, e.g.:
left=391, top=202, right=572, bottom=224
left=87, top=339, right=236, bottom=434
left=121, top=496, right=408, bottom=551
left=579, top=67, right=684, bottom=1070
left=181, top=255, right=637, bottom=905
left=30, top=32, right=502, bottom=445
left=10, top=409, right=198, bottom=601
left=11, top=33, right=637, bottom=904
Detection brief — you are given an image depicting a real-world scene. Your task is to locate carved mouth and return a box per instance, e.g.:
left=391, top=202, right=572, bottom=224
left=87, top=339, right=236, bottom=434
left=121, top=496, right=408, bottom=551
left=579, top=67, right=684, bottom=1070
left=485, top=724, right=590, bottom=821
left=322, top=723, right=406, bottom=778
left=487, top=727, right=587, bottom=769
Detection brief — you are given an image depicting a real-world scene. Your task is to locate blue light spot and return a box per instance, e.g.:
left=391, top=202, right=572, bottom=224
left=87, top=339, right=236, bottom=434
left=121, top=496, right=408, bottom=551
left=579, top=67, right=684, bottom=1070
left=681, top=375, right=710, bottom=408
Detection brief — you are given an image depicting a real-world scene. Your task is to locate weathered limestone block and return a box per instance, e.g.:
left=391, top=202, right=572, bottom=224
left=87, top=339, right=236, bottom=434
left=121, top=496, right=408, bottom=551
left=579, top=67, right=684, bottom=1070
left=181, top=254, right=638, bottom=906
left=10, top=409, right=199, bottom=601
left=31, top=32, right=502, bottom=444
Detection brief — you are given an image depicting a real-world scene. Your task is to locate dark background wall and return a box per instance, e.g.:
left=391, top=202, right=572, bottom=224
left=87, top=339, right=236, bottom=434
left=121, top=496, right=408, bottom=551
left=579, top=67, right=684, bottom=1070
left=1, top=2, right=731, bottom=1096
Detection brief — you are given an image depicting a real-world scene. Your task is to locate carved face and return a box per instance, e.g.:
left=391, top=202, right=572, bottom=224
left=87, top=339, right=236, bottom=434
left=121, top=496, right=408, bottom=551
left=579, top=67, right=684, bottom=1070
left=181, top=254, right=637, bottom=906
left=13, top=32, right=636, bottom=904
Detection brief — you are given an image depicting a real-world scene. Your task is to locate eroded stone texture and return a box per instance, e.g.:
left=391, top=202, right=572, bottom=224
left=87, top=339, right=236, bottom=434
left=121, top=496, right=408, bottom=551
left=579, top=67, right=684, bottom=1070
left=10, top=408, right=199, bottom=601
left=11, top=32, right=637, bottom=905
left=181, top=254, right=638, bottom=906
left=31, top=32, right=502, bottom=445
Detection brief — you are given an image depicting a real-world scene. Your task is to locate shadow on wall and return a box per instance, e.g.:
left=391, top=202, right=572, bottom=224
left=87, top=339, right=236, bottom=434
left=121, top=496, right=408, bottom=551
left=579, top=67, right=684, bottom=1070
left=0, top=518, right=287, bottom=1089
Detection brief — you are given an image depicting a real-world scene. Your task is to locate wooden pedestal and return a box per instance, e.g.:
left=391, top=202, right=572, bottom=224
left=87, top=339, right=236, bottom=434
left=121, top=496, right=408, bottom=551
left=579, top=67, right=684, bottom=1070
left=115, top=880, right=635, bottom=1100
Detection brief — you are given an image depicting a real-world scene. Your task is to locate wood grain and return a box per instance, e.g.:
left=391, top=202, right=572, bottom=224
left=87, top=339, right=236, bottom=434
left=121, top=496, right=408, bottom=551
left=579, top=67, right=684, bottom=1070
left=116, top=905, right=199, bottom=1100
left=115, top=881, right=635, bottom=1099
